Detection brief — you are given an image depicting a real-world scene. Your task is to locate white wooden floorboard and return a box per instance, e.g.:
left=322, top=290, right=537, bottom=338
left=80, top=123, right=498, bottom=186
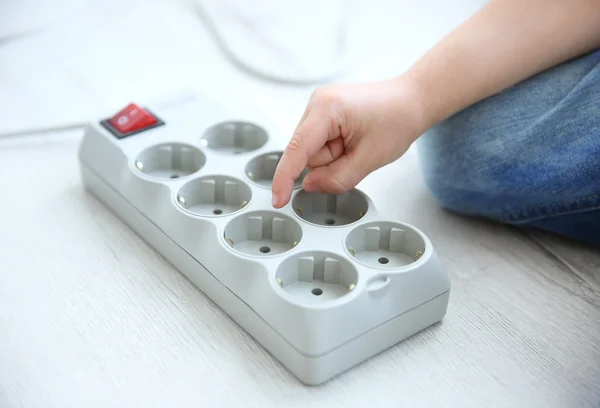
left=526, top=231, right=600, bottom=305
left=0, top=132, right=598, bottom=408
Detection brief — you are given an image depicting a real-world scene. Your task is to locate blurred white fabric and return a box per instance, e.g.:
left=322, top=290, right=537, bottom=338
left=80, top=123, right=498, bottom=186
left=0, top=0, right=83, bottom=41
left=0, top=0, right=486, bottom=135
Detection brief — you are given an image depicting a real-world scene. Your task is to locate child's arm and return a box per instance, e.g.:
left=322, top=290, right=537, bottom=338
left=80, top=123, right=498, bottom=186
left=271, top=0, right=600, bottom=208
left=405, top=0, right=600, bottom=127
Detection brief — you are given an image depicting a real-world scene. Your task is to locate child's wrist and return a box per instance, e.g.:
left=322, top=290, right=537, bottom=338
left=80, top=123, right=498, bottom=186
left=387, top=75, right=436, bottom=142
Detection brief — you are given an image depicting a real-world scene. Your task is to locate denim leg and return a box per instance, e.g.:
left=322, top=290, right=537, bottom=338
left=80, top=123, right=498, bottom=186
left=417, top=49, right=600, bottom=245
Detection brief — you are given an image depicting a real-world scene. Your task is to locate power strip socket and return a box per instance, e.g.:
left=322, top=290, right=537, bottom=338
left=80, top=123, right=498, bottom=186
left=77, top=90, right=451, bottom=385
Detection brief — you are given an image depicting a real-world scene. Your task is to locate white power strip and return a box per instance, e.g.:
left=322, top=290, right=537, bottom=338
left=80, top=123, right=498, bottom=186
left=77, top=89, right=451, bottom=385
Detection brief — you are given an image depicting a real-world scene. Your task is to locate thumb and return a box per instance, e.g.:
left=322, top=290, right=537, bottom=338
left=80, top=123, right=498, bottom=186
left=302, top=148, right=372, bottom=195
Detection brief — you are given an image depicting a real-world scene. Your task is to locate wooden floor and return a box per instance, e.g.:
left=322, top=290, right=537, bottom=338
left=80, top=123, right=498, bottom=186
left=0, top=132, right=597, bottom=408
left=0, top=1, right=598, bottom=407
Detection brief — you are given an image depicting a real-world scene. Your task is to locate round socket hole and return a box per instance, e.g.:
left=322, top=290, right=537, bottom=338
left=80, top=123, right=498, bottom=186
left=275, top=251, right=358, bottom=303
left=200, top=122, right=268, bottom=154
left=135, top=143, right=206, bottom=180
left=224, top=210, right=302, bottom=256
left=245, top=151, right=308, bottom=188
left=177, top=175, right=252, bottom=217
left=346, top=221, right=426, bottom=268
left=292, top=189, right=368, bottom=227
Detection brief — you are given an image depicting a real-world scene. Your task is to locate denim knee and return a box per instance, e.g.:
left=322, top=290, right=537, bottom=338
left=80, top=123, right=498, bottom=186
left=416, top=50, right=600, bottom=224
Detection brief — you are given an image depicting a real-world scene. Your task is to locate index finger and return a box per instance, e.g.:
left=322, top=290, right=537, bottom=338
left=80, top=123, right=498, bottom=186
left=271, top=109, right=332, bottom=208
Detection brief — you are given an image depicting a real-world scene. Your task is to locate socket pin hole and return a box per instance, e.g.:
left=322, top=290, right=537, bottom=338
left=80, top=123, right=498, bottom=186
left=345, top=221, right=427, bottom=268
left=245, top=151, right=307, bottom=188
left=135, top=143, right=206, bottom=180
left=176, top=175, right=253, bottom=217
left=224, top=210, right=302, bottom=256
left=275, top=251, right=358, bottom=301
left=200, top=121, right=268, bottom=154
left=292, top=189, right=369, bottom=226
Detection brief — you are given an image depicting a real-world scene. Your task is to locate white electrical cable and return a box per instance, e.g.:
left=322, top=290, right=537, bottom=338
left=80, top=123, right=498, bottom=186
left=0, top=122, right=87, bottom=140
left=192, top=0, right=350, bottom=84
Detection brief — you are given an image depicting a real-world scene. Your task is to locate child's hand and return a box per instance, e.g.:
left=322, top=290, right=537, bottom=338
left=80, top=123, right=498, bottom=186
left=271, top=78, right=427, bottom=208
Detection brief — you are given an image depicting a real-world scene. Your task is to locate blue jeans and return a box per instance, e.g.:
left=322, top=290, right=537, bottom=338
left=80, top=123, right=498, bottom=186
left=417, top=49, right=600, bottom=246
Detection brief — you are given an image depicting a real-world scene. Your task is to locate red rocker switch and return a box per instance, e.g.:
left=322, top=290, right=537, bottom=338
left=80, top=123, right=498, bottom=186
left=101, top=103, right=164, bottom=138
